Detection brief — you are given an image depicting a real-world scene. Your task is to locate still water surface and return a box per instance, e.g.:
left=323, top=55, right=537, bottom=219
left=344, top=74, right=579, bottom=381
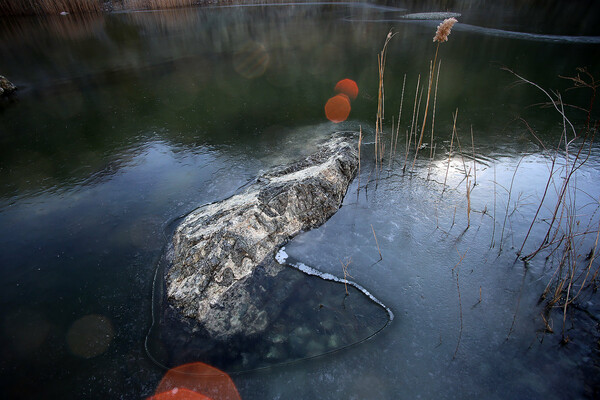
left=1, top=2, right=599, bottom=398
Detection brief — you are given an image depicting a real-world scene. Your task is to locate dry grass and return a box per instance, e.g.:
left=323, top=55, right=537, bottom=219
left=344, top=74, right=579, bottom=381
left=356, top=126, right=363, bottom=200
left=375, top=30, right=395, bottom=173
left=442, top=108, right=458, bottom=190
left=0, top=0, right=203, bottom=15
left=340, top=258, right=352, bottom=296
left=393, top=74, right=407, bottom=163
left=452, top=247, right=467, bottom=359
left=369, top=19, right=598, bottom=343
left=506, top=67, right=599, bottom=336
left=122, top=0, right=195, bottom=10
left=403, top=75, right=421, bottom=172
left=371, top=224, right=383, bottom=261
left=0, top=0, right=102, bottom=15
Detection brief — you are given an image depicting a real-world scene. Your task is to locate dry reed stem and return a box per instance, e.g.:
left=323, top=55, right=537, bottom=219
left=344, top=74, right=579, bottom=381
left=452, top=248, right=467, bottom=359
left=442, top=108, right=458, bottom=190
left=376, top=30, right=396, bottom=175
left=522, top=125, right=594, bottom=260
left=394, top=74, right=407, bottom=155
left=427, top=143, right=437, bottom=180
left=413, top=84, right=425, bottom=153
left=453, top=125, right=469, bottom=178
left=503, top=68, right=578, bottom=140
left=0, top=0, right=101, bottom=15
left=507, top=68, right=599, bottom=335
left=428, top=59, right=442, bottom=176
left=571, top=218, right=600, bottom=301
left=413, top=44, right=440, bottom=170
left=541, top=312, right=554, bottom=333
left=357, top=126, right=363, bottom=200
left=403, top=75, right=421, bottom=172
left=340, top=258, right=353, bottom=295
left=470, top=125, right=476, bottom=185
left=389, top=117, right=395, bottom=169
left=466, top=174, right=471, bottom=228
left=371, top=224, right=383, bottom=261
left=491, top=163, right=497, bottom=248
left=453, top=266, right=463, bottom=360
left=499, top=156, right=524, bottom=253
left=125, top=0, right=194, bottom=10
left=507, top=263, right=527, bottom=340
left=450, top=206, right=457, bottom=230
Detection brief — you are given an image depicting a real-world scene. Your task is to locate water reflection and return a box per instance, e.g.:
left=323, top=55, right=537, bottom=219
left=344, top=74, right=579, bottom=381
left=2, top=2, right=596, bottom=198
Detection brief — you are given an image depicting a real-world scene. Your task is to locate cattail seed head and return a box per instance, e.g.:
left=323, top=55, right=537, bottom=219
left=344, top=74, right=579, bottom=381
left=433, top=17, right=458, bottom=43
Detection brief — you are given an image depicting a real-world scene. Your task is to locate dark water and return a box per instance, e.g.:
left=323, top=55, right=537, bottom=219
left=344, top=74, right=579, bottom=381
left=1, top=1, right=599, bottom=399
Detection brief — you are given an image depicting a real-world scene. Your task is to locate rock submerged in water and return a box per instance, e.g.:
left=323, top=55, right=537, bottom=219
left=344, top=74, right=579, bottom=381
left=0, top=75, right=17, bottom=96
left=165, top=132, right=358, bottom=340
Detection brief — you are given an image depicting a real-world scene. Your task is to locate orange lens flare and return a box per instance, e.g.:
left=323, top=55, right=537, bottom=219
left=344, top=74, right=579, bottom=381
left=150, top=362, right=241, bottom=400
left=325, top=94, right=351, bottom=123
left=334, top=78, right=359, bottom=101
left=148, top=387, right=212, bottom=400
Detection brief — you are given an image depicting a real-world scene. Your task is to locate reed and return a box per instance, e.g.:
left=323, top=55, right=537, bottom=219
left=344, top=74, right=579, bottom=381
left=442, top=108, right=458, bottom=190
left=427, top=60, right=442, bottom=178
left=356, top=126, right=362, bottom=200
left=452, top=248, right=467, bottom=359
left=375, top=30, right=396, bottom=175
left=394, top=74, right=407, bottom=156
left=413, top=83, right=425, bottom=153
left=470, top=125, right=476, bottom=185
left=403, top=75, right=421, bottom=172
left=453, top=266, right=463, bottom=359
left=388, top=116, right=395, bottom=169
left=126, top=0, right=195, bottom=10
left=426, top=143, right=437, bottom=180
left=466, top=174, right=471, bottom=228
left=490, top=163, right=497, bottom=248
left=412, top=17, right=456, bottom=171
left=371, top=224, right=383, bottom=261
left=0, top=0, right=201, bottom=14
left=506, top=67, right=599, bottom=335
left=0, top=0, right=101, bottom=15
left=340, top=258, right=352, bottom=296
left=498, top=156, right=524, bottom=253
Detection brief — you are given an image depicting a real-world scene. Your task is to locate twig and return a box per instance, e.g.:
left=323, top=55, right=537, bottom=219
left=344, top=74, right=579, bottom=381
left=499, top=156, right=524, bottom=253
left=371, top=224, right=383, bottom=261
left=470, top=125, right=476, bottom=185
left=340, top=258, right=353, bottom=296
left=403, top=75, right=421, bottom=173
left=452, top=250, right=466, bottom=359
left=357, top=126, right=362, bottom=200
left=442, top=108, right=458, bottom=191
left=394, top=74, right=407, bottom=156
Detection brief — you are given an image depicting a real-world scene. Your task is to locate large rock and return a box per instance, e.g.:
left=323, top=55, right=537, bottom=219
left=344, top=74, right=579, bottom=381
left=0, top=75, right=16, bottom=96
left=165, top=132, right=358, bottom=340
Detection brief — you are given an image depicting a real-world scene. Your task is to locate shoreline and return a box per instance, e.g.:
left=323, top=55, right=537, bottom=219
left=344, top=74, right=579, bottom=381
left=0, top=0, right=353, bottom=17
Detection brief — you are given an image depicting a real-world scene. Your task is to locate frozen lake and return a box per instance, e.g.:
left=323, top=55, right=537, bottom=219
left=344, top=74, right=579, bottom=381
left=1, top=1, right=599, bottom=398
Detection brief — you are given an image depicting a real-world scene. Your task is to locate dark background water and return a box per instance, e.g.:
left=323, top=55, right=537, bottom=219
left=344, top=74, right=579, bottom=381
left=1, top=1, right=599, bottom=398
